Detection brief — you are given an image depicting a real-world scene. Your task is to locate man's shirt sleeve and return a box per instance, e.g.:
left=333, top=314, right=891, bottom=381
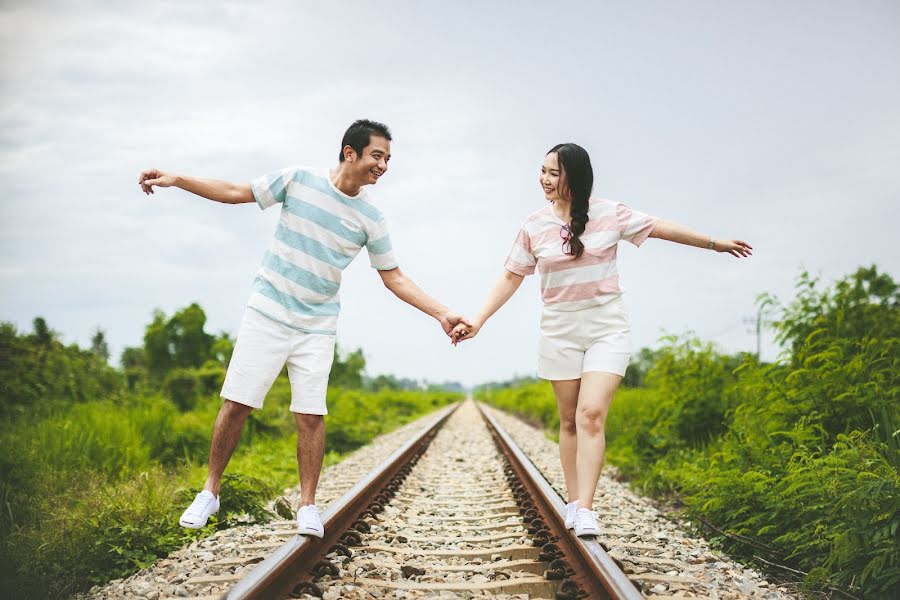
left=250, top=167, right=300, bottom=210
left=366, top=217, right=399, bottom=270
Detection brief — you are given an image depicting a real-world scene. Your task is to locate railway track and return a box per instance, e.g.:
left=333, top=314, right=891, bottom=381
left=221, top=400, right=641, bottom=599
left=86, top=401, right=798, bottom=600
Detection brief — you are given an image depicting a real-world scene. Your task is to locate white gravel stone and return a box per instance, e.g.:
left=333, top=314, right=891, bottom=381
left=77, top=401, right=805, bottom=600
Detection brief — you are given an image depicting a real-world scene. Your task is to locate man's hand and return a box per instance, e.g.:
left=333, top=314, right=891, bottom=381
left=139, top=169, right=177, bottom=195
left=438, top=311, right=472, bottom=337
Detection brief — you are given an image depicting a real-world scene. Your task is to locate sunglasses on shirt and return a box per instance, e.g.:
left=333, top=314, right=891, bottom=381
left=560, top=223, right=572, bottom=255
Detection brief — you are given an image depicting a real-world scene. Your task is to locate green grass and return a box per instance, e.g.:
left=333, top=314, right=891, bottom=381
left=0, top=381, right=459, bottom=599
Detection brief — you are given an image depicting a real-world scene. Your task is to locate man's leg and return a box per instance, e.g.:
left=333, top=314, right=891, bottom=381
left=294, top=412, right=326, bottom=506
left=203, top=400, right=255, bottom=496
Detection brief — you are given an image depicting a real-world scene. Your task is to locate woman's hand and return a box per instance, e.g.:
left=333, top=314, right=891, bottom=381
left=714, top=239, right=753, bottom=258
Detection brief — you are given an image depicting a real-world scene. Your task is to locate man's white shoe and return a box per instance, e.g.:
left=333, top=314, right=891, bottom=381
left=297, top=504, right=324, bottom=538
left=564, top=500, right=579, bottom=529
left=179, top=490, right=220, bottom=529
left=573, top=507, right=600, bottom=537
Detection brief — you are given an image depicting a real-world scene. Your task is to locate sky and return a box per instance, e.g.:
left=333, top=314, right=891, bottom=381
left=1, top=1, right=898, bottom=387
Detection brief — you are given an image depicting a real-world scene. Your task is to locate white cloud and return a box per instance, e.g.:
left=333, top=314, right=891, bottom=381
left=1, top=0, right=899, bottom=385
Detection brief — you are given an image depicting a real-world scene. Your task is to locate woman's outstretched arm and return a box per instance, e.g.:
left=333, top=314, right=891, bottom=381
left=649, top=219, right=753, bottom=258
left=451, top=270, right=524, bottom=344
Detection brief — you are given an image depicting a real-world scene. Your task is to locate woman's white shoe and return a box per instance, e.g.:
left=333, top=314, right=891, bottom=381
left=573, top=507, right=600, bottom=537
left=564, top=500, right=579, bottom=529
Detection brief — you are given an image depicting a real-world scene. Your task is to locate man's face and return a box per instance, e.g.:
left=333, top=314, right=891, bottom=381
left=348, top=135, right=391, bottom=185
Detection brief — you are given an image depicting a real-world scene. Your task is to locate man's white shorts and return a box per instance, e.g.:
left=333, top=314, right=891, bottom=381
left=537, top=295, right=631, bottom=380
left=220, top=308, right=335, bottom=415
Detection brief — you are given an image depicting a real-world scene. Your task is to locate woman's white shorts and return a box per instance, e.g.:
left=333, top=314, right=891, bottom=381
left=537, top=295, right=631, bottom=380
left=220, top=308, right=335, bottom=415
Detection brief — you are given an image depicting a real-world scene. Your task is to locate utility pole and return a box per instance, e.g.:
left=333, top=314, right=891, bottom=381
left=744, top=297, right=775, bottom=360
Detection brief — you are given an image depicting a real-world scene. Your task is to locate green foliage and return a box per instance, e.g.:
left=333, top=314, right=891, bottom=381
left=325, top=388, right=458, bottom=454
left=479, top=266, right=900, bottom=597
left=0, top=469, right=273, bottom=599
left=141, top=304, right=216, bottom=383
left=163, top=364, right=225, bottom=411
left=128, top=304, right=232, bottom=392
left=476, top=381, right=562, bottom=433
left=90, top=327, right=110, bottom=362
left=0, top=320, right=123, bottom=419
left=0, top=310, right=460, bottom=598
left=329, top=344, right=366, bottom=389
left=621, top=347, right=661, bottom=387
left=772, top=265, right=898, bottom=359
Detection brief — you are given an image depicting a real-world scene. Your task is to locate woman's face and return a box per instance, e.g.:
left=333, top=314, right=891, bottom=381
left=540, top=152, right=568, bottom=202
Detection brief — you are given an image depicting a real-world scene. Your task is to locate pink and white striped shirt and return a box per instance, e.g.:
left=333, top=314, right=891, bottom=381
left=504, top=199, right=658, bottom=310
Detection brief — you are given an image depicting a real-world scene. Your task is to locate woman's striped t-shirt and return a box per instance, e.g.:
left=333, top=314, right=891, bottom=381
left=248, top=166, right=398, bottom=334
left=504, top=198, right=657, bottom=311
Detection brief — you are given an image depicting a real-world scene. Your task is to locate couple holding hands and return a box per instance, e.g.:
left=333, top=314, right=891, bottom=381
left=138, top=119, right=751, bottom=539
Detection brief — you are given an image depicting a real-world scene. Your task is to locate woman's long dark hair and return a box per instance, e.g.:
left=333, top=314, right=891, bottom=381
left=548, top=143, right=593, bottom=259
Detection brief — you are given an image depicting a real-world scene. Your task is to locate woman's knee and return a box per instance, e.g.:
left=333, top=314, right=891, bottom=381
left=559, top=415, right=577, bottom=436
left=575, top=405, right=607, bottom=431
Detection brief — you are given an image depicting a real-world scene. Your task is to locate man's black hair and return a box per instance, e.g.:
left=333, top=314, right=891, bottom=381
left=339, top=119, right=392, bottom=162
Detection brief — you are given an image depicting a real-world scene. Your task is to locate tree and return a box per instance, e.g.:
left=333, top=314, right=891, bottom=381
left=144, top=310, right=172, bottom=382
left=90, top=327, right=110, bottom=362
left=31, top=317, right=56, bottom=346
left=329, top=345, right=366, bottom=389
left=211, top=332, right=235, bottom=368
left=142, top=304, right=215, bottom=382
left=167, top=303, right=214, bottom=369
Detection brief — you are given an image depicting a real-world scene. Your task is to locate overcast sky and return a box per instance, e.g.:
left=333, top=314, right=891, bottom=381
left=1, top=1, right=898, bottom=387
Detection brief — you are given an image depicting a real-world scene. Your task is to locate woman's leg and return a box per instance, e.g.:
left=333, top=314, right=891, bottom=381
left=574, top=371, right=622, bottom=509
left=551, top=378, right=581, bottom=502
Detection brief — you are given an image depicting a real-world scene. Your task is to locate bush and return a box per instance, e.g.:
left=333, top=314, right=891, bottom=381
left=479, top=266, right=900, bottom=597
left=0, top=357, right=460, bottom=599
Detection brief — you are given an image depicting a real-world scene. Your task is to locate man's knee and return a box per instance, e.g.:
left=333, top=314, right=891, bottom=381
left=294, top=412, right=324, bottom=431
left=222, top=399, right=255, bottom=419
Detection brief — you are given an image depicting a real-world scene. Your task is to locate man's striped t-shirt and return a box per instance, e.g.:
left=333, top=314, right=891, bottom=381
left=504, top=199, right=657, bottom=311
left=248, top=166, right=398, bottom=334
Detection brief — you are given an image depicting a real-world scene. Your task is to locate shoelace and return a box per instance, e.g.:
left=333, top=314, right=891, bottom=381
left=576, top=511, right=599, bottom=526
left=298, top=505, right=320, bottom=525
left=185, top=494, right=215, bottom=518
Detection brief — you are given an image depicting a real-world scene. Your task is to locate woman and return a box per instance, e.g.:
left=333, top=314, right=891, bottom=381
left=452, top=143, right=751, bottom=537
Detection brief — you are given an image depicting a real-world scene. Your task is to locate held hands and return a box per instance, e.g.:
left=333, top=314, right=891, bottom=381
left=138, top=169, right=177, bottom=195
left=449, top=319, right=482, bottom=346
left=714, top=239, right=753, bottom=258
left=438, top=311, right=473, bottom=345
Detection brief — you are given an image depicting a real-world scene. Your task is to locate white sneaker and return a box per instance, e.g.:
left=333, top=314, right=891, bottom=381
left=564, top=500, right=579, bottom=529
left=297, top=504, right=324, bottom=538
left=574, top=508, right=600, bottom=537
left=179, top=490, right=220, bottom=529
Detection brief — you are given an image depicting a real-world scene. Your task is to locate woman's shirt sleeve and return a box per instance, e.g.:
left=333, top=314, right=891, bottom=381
left=504, top=226, right=537, bottom=276
left=616, top=202, right=659, bottom=247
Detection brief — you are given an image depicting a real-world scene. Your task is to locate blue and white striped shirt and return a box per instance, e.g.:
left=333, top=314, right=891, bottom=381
left=248, top=166, right=398, bottom=335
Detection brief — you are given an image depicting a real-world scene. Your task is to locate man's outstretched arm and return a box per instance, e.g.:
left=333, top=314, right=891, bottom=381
left=139, top=169, right=254, bottom=204
left=378, top=267, right=471, bottom=336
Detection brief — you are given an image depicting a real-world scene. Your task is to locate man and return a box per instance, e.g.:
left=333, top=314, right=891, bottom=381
left=138, top=119, right=469, bottom=537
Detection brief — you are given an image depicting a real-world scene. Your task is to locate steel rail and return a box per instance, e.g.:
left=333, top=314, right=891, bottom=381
left=223, top=402, right=458, bottom=600
left=478, top=403, right=645, bottom=600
